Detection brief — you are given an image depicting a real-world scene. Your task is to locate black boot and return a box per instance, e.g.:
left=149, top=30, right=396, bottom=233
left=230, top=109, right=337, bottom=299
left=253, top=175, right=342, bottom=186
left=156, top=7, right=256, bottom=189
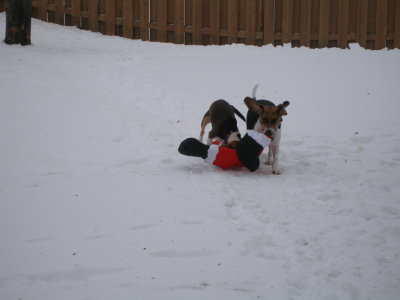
left=178, top=138, right=209, bottom=159
left=236, top=134, right=263, bottom=172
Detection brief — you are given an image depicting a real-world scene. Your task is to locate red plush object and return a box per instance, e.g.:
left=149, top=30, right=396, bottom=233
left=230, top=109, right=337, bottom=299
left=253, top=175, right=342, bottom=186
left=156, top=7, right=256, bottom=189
left=212, top=145, right=243, bottom=169
left=178, top=131, right=270, bottom=172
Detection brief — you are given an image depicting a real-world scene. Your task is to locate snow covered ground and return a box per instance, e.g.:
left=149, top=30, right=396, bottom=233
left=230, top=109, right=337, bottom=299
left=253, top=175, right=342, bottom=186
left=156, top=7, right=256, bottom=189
left=1, top=13, right=400, bottom=300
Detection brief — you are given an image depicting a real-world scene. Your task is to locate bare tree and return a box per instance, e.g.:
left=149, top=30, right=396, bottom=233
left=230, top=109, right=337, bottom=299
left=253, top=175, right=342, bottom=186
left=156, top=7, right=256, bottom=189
left=4, top=0, right=31, bottom=45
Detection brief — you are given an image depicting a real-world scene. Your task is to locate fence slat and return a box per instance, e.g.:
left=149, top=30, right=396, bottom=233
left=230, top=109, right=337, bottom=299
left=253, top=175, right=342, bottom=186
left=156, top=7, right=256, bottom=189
left=357, top=0, right=368, bottom=48
left=338, top=0, right=349, bottom=48
left=300, top=0, right=312, bottom=47
left=38, top=0, right=48, bottom=21
left=156, top=0, right=167, bottom=42
left=71, top=0, right=80, bottom=26
left=245, top=0, right=257, bottom=45
left=185, top=0, right=192, bottom=43
left=150, top=0, right=157, bottom=40
left=105, top=0, right=115, bottom=35
left=319, top=0, right=330, bottom=47
left=219, top=0, right=228, bottom=44
left=201, top=0, right=210, bottom=44
left=396, top=0, right=400, bottom=48
left=376, top=0, right=388, bottom=49
left=227, top=0, right=238, bottom=44
left=140, top=0, right=149, bottom=40
left=87, top=0, right=97, bottom=32
left=263, top=0, right=274, bottom=45
left=122, top=0, right=133, bottom=38
left=210, top=0, right=220, bottom=44
left=55, top=0, right=64, bottom=25
left=282, top=0, right=292, bottom=44
left=192, top=0, right=202, bottom=44
left=175, top=0, right=184, bottom=43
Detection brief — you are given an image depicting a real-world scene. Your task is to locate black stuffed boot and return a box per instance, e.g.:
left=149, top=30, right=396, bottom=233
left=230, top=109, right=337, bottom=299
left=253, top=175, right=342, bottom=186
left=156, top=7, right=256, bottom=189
left=236, top=130, right=270, bottom=172
left=178, top=138, right=209, bottom=159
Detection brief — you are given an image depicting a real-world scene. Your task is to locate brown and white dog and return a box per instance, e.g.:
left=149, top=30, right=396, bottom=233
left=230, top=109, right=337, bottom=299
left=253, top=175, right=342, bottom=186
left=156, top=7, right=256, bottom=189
left=199, top=99, right=246, bottom=148
left=244, top=85, right=289, bottom=174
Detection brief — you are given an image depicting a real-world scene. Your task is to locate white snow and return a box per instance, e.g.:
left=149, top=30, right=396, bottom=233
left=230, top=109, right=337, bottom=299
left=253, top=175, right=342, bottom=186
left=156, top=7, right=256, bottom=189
left=1, top=13, right=400, bottom=300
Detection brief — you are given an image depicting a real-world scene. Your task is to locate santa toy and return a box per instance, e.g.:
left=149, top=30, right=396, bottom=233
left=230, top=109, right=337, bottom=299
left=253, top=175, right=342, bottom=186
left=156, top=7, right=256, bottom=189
left=178, top=130, right=271, bottom=172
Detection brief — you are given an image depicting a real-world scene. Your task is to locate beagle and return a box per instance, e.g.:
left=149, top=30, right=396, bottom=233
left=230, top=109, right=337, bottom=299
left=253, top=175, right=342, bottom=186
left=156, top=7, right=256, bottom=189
left=199, top=99, right=246, bottom=148
left=244, top=85, right=289, bottom=174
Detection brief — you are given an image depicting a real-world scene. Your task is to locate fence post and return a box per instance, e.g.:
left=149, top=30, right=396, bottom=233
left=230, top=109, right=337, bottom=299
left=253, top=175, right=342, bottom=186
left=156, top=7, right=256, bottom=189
left=4, top=0, right=31, bottom=45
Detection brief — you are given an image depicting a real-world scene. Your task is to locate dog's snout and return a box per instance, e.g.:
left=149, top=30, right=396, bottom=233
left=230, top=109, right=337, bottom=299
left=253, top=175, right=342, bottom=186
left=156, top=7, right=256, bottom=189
left=265, top=129, right=273, bottom=137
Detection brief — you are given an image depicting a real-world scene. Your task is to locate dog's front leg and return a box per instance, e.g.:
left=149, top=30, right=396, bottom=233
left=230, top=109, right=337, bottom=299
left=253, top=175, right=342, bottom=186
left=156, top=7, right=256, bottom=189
left=265, top=143, right=273, bottom=165
left=271, top=130, right=282, bottom=175
left=271, top=143, right=281, bottom=174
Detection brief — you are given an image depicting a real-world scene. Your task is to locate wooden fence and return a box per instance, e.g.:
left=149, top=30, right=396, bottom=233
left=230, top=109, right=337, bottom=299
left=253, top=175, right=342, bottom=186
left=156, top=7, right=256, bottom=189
left=1, top=0, right=400, bottom=49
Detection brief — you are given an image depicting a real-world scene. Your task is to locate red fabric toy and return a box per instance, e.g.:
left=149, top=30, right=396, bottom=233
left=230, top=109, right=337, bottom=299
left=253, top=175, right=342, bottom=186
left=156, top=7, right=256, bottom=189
left=178, top=130, right=271, bottom=172
left=205, top=139, right=243, bottom=169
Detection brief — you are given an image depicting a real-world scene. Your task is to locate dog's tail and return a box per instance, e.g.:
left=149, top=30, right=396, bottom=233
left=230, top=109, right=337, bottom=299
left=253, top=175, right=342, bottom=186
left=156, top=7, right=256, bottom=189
left=231, top=105, right=246, bottom=122
left=251, top=84, right=259, bottom=100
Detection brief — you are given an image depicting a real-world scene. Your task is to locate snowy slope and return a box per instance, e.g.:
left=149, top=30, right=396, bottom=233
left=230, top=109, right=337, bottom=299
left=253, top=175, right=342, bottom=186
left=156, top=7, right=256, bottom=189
left=1, top=13, right=400, bottom=300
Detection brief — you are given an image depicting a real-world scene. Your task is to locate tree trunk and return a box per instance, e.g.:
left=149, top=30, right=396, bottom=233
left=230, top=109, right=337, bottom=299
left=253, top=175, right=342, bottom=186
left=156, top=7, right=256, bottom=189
left=4, top=0, right=32, bottom=45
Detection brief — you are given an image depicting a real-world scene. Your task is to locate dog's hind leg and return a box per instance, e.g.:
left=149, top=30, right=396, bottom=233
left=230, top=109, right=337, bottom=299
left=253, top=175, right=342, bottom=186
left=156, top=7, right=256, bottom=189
left=199, top=112, right=211, bottom=142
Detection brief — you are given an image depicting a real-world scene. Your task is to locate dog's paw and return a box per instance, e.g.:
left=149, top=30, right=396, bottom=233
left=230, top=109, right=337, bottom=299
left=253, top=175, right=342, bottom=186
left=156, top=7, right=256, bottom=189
left=265, top=160, right=273, bottom=165
left=272, top=168, right=281, bottom=175
left=272, top=165, right=281, bottom=175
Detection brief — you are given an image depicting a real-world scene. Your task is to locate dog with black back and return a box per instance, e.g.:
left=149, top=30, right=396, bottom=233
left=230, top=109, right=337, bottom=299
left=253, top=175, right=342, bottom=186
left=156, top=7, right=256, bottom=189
left=244, top=85, right=290, bottom=174
left=199, top=99, right=246, bottom=149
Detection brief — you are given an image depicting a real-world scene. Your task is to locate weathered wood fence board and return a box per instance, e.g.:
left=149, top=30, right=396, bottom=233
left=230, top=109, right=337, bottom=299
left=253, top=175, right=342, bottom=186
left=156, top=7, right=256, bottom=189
left=397, top=0, right=400, bottom=48
left=1, top=0, right=399, bottom=49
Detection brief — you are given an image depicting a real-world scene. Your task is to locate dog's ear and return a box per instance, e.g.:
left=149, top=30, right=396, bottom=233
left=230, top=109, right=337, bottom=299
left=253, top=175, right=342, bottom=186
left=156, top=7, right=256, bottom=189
left=244, top=97, right=263, bottom=115
left=276, top=101, right=290, bottom=116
